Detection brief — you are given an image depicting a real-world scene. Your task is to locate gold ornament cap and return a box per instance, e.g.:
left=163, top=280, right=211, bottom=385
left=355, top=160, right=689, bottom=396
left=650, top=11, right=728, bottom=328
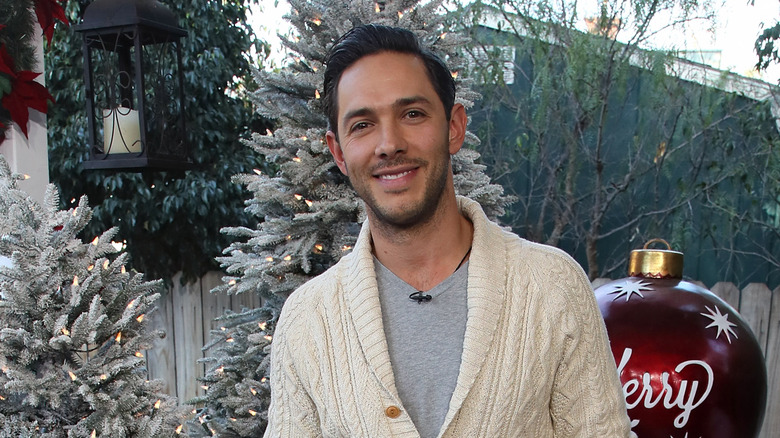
left=628, top=238, right=683, bottom=279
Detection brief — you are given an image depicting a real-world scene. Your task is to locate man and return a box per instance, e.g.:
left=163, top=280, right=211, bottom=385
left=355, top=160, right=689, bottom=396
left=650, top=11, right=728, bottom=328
left=264, top=24, right=633, bottom=437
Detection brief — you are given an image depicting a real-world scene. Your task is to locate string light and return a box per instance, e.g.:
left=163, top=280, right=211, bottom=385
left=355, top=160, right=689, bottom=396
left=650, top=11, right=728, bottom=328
left=253, top=168, right=262, bottom=175
left=261, top=377, right=268, bottom=383
left=176, top=425, right=183, bottom=434
left=154, top=399, right=161, bottom=409
left=91, top=237, right=99, bottom=246
left=115, top=332, right=122, bottom=343
left=440, top=32, right=448, bottom=39
left=375, top=3, right=381, bottom=12
left=248, top=409, right=257, bottom=416
left=265, top=129, right=273, bottom=136
left=201, top=385, right=209, bottom=391
left=305, top=200, right=313, bottom=207
left=259, top=322, right=266, bottom=330
left=264, top=335, right=272, bottom=341
left=451, top=71, right=459, bottom=79
left=73, top=276, right=79, bottom=287
left=111, top=241, right=124, bottom=251
left=69, top=371, right=77, bottom=381
left=312, top=18, right=321, bottom=26
left=136, top=314, right=145, bottom=322
left=121, top=265, right=126, bottom=274
left=398, top=11, right=403, bottom=19
left=135, top=352, right=144, bottom=358
left=22, top=174, right=30, bottom=180
left=265, top=256, right=274, bottom=262
left=87, top=264, right=94, bottom=271
left=226, top=337, right=234, bottom=343
left=127, top=299, right=136, bottom=309
left=91, top=430, right=96, bottom=438
left=342, top=245, right=353, bottom=251
left=250, top=387, right=258, bottom=395
left=220, top=327, right=226, bottom=331
left=315, top=90, right=321, bottom=99
left=0, top=395, right=5, bottom=400
left=283, top=255, right=292, bottom=261
left=294, top=194, right=303, bottom=200
left=228, top=279, right=236, bottom=286
left=314, top=244, right=324, bottom=252
left=102, top=260, right=110, bottom=270
left=62, top=328, right=70, bottom=336
left=293, top=157, right=302, bottom=162
left=286, top=235, right=292, bottom=240
left=100, top=374, right=107, bottom=380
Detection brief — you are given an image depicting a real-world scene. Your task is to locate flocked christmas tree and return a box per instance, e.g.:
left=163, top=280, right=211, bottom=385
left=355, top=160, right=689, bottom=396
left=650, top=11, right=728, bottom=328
left=0, top=156, right=187, bottom=437
left=189, top=0, right=511, bottom=436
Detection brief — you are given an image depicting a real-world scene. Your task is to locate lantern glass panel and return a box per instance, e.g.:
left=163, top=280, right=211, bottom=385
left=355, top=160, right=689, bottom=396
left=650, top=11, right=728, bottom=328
left=83, top=27, right=187, bottom=169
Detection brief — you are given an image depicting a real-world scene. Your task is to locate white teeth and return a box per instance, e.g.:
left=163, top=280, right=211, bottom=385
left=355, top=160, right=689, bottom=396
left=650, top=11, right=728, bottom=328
left=379, top=171, right=411, bottom=180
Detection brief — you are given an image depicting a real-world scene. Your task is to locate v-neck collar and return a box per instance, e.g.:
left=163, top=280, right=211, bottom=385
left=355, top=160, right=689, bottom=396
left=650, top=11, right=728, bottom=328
left=340, top=197, right=508, bottom=430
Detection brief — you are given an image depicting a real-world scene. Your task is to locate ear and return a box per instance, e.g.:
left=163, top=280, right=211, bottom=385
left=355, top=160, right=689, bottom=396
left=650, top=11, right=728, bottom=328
left=447, top=103, right=467, bottom=155
left=326, top=130, right=349, bottom=176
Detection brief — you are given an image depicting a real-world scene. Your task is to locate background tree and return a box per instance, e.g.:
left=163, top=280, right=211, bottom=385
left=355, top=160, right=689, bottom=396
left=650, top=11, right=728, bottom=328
left=0, top=155, right=187, bottom=437
left=45, top=0, right=269, bottom=283
left=188, top=0, right=512, bottom=435
left=452, top=0, right=779, bottom=284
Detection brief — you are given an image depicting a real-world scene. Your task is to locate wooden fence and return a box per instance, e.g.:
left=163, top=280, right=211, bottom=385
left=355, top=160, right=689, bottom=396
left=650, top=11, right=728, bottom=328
left=145, top=275, right=779, bottom=436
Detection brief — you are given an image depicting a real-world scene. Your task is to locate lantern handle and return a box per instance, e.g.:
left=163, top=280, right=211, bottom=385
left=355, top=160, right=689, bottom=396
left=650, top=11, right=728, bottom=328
left=643, top=238, right=672, bottom=250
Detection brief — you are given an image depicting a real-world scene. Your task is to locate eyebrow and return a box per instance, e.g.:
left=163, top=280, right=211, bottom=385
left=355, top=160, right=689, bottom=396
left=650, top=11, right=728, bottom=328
left=340, top=95, right=433, bottom=126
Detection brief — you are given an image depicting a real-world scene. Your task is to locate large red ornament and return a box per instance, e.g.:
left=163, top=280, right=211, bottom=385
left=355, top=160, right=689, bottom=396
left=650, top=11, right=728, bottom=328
left=594, top=239, right=767, bottom=437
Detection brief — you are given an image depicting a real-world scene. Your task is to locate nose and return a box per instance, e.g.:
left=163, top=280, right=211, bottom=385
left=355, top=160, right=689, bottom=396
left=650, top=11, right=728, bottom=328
left=375, top=122, right=407, bottom=159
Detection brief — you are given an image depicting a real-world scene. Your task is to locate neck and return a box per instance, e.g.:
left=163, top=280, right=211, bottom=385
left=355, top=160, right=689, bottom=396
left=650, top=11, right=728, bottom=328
left=370, top=194, right=473, bottom=291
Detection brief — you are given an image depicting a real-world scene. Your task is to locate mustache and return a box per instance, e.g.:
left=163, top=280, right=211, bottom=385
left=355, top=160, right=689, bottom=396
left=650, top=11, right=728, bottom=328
left=370, top=157, right=428, bottom=174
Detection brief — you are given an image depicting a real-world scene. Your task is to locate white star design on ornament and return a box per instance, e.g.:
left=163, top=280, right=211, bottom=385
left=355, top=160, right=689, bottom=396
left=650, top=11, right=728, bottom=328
left=670, top=433, right=701, bottom=438
left=609, top=279, right=653, bottom=301
left=700, top=305, right=738, bottom=344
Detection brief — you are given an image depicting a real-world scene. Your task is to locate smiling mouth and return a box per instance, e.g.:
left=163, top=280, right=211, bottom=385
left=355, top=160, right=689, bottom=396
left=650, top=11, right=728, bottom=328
left=378, top=170, right=412, bottom=180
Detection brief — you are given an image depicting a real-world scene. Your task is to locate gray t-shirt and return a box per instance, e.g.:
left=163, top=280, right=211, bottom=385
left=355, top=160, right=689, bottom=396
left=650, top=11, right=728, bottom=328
left=374, top=258, right=469, bottom=438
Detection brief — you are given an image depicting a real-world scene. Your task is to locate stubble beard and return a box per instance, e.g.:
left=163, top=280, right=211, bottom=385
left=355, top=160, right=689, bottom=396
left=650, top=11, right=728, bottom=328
left=349, top=148, right=452, bottom=232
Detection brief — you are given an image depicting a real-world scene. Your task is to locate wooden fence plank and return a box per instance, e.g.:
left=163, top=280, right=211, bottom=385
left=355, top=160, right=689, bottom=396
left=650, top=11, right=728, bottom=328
left=711, top=282, right=740, bottom=312
left=145, top=289, right=177, bottom=398
left=758, top=286, right=779, bottom=438
left=741, top=283, right=773, bottom=354
left=171, top=273, right=206, bottom=404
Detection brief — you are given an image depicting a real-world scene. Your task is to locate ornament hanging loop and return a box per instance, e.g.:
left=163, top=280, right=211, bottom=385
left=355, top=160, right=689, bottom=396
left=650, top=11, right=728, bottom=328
left=643, top=238, right=672, bottom=250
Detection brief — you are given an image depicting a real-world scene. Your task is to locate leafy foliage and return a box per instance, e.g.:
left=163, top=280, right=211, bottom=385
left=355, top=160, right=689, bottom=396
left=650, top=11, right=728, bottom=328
left=0, top=155, right=187, bottom=436
left=756, top=21, right=780, bottom=72
left=45, top=0, right=268, bottom=284
left=188, top=0, right=512, bottom=435
left=454, top=0, right=779, bottom=284
left=0, top=0, right=65, bottom=139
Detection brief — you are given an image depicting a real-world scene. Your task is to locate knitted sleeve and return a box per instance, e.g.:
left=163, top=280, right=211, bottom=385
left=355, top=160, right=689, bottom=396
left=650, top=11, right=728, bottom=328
left=263, top=300, right=323, bottom=438
left=548, top=255, right=634, bottom=438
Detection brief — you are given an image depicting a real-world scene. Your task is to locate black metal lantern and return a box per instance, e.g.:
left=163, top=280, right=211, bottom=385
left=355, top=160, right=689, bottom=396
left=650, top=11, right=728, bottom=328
left=76, top=0, right=190, bottom=170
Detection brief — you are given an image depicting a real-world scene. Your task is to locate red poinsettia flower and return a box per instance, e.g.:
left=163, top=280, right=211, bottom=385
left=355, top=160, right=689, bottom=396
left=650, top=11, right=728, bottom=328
left=0, top=45, right=54, bottom=138
left=34, top=0, right=69, bottom=44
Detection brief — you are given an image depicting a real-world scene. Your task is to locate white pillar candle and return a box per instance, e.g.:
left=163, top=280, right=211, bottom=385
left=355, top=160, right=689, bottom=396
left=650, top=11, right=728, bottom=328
left=102, top=107, right=142, bottom=154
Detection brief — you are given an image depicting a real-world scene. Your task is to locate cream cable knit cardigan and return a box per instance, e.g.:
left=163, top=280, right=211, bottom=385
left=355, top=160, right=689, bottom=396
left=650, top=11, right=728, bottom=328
left=264, top=197, right=633, bottom=438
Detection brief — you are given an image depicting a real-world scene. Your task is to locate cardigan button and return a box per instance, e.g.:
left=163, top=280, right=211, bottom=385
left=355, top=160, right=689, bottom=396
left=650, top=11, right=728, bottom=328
left=385, top=405, right=401, bottom=418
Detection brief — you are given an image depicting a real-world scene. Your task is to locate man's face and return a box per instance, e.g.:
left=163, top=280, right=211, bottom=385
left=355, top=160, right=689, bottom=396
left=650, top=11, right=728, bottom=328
left=326, top=51, right=464, bottom=229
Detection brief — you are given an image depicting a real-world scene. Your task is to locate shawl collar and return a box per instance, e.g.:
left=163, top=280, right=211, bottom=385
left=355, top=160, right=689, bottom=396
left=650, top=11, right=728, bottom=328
left=340, top=218, right=399, bottom=397
left=441, top=197, right=507, bottom=430
left=340, top=197, right=508, bottom=424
